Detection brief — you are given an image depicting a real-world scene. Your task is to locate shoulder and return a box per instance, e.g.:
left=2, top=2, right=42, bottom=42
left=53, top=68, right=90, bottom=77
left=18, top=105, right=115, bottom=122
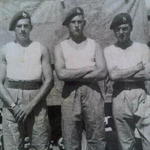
left=1, top=42, right=15, bottom=50
left=86, top=38, right=102, bottom=51
left=104, top=45, right=115, bottom=54
left=32, top=41, right=49, bottom=56
left=133, top=42, right=149, bottom=53
left=0, top=42, right=15, bottom=56
left=55, top=40, right=68, bottom=52
left=87, top=38, right=97, bottom=45
left=132, top=42, right=149, bottom=49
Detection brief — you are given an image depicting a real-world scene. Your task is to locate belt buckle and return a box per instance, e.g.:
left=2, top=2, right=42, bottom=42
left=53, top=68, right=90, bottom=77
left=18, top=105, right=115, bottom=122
left=124, top=83, right=131, bottom=90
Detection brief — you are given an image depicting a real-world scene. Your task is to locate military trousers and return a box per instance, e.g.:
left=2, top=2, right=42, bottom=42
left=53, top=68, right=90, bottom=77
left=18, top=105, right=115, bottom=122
left=2, top=88, right=50, bottom=150
left=61, top=82, right=106, bottom=150
left=113, top=88, right=150, bottom=150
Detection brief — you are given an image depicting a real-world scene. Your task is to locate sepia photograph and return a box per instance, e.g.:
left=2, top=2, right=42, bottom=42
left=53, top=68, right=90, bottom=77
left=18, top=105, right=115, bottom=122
left=0, top=0, right=150, bottom=150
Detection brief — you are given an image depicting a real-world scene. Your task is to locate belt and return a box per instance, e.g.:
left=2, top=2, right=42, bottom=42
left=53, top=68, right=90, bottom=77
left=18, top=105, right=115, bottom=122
left=113, top=81, right=145, bottom=96
left=4, top=78, right=42, bottom=90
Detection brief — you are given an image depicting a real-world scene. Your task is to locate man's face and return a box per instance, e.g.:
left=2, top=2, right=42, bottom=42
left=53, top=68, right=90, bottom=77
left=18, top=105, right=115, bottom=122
left=68, top=15, right=85, bottom=38
left=114, top=23, right=132, bottom=43
left=15, top=18, right=32, bottom=42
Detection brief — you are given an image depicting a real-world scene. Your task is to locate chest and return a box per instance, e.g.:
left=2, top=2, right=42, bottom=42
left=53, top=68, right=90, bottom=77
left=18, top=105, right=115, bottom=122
left=6, top=45, right=41, bottom=64
left=114, top=48, right=143, bottom=68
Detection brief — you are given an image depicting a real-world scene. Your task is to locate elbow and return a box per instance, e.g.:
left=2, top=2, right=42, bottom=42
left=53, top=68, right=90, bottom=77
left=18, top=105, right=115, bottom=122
left=45, top=77, right=53, bottom=89
left=109, top=73, right=120, bottom=81
left=56, top=71, right=68, bottom=81
left=98, top=68, right=107, bottom=80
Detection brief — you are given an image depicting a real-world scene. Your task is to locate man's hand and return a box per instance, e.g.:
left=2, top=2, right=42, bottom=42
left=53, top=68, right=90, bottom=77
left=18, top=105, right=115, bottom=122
left=11, top=105, right=25, bottom=123
left=135, top=61, right=145, bottom=71
left=21, top=103, right=34, bottom=123
left=84, top=66, right=95, bottom=73
left=12, top=104, right=34, bottom=123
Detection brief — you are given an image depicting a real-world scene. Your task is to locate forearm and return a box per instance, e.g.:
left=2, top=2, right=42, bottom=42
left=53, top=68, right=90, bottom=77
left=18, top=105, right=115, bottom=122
left=30, top=79, right=53, bottom=107
left=110, top=66, right=141, bottom=81
left=57, top=67, right=93, bottom=81
left=131, top=70, right=146, bottom=80
left=82, top=68, right=107, bottom=81
left=132, top=64, right=150, bottom=80
left=0, top=84, right=15, bottom=107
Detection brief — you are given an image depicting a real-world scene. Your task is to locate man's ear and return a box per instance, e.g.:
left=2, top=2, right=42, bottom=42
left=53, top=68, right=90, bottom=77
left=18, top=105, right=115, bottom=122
left=30, top=24, right=33, bottom=31
left=83, top=19, right=86, bottom=26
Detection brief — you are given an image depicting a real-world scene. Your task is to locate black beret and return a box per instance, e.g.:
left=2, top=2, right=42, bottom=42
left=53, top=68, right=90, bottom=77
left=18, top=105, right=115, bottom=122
left=9, top=11, right=31, bottom=31
left=62, top=7, right=84, bottom=26
left=110, top=13, right=132, bottom=30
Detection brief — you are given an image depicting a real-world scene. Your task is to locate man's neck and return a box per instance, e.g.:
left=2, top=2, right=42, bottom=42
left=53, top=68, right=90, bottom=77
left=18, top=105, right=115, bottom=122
left=115, top=40, right=133, bottom=49
left=15, top=39, right=32, bottom=47
left=70, top=35, right=86, bottom=44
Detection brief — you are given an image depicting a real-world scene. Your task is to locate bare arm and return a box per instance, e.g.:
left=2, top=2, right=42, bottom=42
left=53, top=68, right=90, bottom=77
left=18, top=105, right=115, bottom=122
left=108, top=62, right=144, bottom=81
left=29, top=46, right=53, bottom=108
left=54, top=44, right=94, bottom=81
left=131, top=47, right=150, bottom=80
left=0, top=49, right=15, bottom=107
left=82, top=43, right=107, bottom=81
left=0, top=48, right=24, bottom=121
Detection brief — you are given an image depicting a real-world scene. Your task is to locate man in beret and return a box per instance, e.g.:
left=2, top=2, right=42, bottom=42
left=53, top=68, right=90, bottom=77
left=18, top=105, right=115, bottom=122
left=104, top=12, right=150, bottom=150
left=54, top=7, right=107, bottom=150
left=0, top=11, right=53, bottom=150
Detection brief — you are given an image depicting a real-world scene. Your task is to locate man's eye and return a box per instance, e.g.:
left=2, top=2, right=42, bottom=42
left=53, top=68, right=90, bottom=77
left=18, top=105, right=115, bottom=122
left=122, top=27, right=128, bottom=31
left=78, top=21, right=82, bottom=24
left=16, top=25, right=22, bottom=28
left=115, top=27, right=129, bottom=32
left=24, top=25, right=29, bottom=28
left=71, top=21, right=76, bottom=24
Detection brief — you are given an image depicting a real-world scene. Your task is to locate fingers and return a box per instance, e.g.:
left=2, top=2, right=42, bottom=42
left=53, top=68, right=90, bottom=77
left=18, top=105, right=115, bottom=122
left=12, top=105, right=28, bottom=123
left=16, top=110, right=25, bottom=123
left=13, top=106, right=25, bottom=123
left=22, top=115, right=28, bottom=124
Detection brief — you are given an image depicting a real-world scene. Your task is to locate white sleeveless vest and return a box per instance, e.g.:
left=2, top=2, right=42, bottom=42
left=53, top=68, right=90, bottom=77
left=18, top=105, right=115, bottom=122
left=61, top=38, right=96, bottom=69
left=4, top=41, right=42, bottom=80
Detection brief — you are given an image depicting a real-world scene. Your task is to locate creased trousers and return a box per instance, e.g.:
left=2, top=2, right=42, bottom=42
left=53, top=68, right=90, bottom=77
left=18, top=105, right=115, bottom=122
left=113, top=88, right=150, bottom=150
left=2, top=88, right=50, bottom=150
left=61, top=83, right=106, bottom=150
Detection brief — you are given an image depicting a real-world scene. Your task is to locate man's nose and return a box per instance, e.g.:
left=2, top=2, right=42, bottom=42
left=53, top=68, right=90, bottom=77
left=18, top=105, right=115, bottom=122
left=75, top=22, right=79, bottom=27
left=119, top=28, right=123, bottom=34
left=21, top=25, right=25, bottom=31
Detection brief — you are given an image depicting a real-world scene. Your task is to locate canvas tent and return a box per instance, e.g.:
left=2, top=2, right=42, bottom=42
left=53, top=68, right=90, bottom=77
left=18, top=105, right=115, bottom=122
left=0, top=0, right=149, bottom=105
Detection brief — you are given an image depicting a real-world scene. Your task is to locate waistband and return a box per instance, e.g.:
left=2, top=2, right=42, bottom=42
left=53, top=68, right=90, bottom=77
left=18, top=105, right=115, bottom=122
left=113, top=81, right=145, bottom=96
left=64, top=81, right=97, bottom=86
left=4, top=78, right=42, bottom=90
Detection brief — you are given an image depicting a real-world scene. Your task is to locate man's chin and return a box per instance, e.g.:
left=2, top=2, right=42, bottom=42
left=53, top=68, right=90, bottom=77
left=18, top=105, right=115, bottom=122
left=119, top=38, right=128, bottom=43
left=19, top=36, right=28, bottom=41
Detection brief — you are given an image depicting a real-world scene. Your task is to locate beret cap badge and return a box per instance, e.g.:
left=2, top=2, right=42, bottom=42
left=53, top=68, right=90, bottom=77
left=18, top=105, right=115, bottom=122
left=122, top=17, right=127, bottom=23
left=22, top=12, right=27, bottom=18
left=76, top=8, right=81, bottom=14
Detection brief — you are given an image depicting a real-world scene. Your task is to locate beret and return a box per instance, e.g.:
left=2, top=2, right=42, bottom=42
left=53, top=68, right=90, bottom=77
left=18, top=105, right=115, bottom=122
left=63, top=7, right=84, bottom=26
left=9, top=11, right=31, bottom=31
left=110, top=13, right=132, bottom=30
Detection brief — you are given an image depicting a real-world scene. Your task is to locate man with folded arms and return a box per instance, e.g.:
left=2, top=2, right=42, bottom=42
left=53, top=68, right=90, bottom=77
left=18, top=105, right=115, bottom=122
left=104, top=13, right=150, bottom=150
left=54, top=7, right=107, bottom=150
